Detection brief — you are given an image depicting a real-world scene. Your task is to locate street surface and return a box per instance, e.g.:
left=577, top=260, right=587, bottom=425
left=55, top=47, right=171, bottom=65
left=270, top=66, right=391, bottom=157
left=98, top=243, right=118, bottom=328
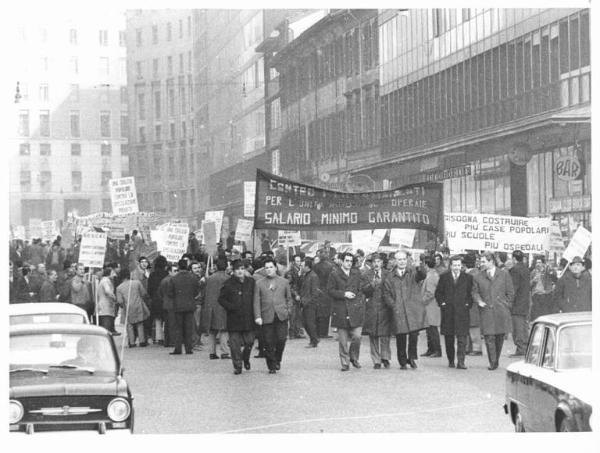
left=114, top=329, right=516, bottom=434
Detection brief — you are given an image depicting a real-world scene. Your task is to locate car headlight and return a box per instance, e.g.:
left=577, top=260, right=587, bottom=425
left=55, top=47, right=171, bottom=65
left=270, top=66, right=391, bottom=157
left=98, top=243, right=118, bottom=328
left=107, top=398, right=130, bottom=422
left=9, top=400, right=24, bottom=424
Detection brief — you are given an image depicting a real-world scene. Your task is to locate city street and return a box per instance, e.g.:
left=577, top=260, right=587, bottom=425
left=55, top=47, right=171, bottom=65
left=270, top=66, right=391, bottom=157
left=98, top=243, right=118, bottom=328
left=115, top=331, right=515, bottom=434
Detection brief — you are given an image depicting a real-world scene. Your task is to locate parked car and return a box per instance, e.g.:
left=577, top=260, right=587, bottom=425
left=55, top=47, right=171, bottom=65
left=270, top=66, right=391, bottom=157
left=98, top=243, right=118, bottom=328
left=9, top=323, right=134, bottom=434
left=9, top=303, right=90, bottom=326
left=504, top=312, right=593, bottom=432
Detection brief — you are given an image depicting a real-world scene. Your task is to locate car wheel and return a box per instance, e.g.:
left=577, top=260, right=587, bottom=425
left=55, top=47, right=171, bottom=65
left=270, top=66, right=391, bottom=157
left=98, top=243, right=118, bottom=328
left=514, top=410, right=525, bottom=432
left=559, top=415, right=577, bottom=432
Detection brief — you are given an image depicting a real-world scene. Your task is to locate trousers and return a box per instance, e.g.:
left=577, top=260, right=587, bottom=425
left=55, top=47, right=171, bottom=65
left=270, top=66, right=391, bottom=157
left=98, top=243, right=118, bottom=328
left=302, top=304, right=319, bottom=345
left=208, top=329, right=230, bottom=356
left=288, top=300, right=304, bottom=337
left=396, top=331, right=419, bottom=365
left=468, top=327, right=483, bottom=353
left=484, top=334, right=505, bottom=367
left=99, top=315, right=115, bottom=333
left=172, top=311, right=194, bottom=353
left=337, top=325, right=362, bottom=367
left=425, top=326, right=441, bottom=354
left=444, top=335, right=467, bottom=364
left=262, top=317, right=288, bottom=371
left=511, top=315, right=528, bottom=355
left=127, top=322, right=145, bottom=346
left=317, top=316, right=330, bottom=337
left=369, top=335, right=391, bottom=365
left=228, top=331, right=255, bottom=370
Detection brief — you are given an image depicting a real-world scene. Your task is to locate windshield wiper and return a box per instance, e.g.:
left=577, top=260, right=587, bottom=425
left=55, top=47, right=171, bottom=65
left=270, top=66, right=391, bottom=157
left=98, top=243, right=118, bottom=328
left=10, top=367, right=49, bottom=374
left=49, top=364, right=95, bottom=374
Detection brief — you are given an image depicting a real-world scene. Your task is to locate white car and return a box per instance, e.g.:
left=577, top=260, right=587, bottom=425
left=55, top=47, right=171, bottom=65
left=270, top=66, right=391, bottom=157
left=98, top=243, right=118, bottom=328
left=504, top=312, right=593, bottom=432
left=9, top=303, right=90, bottom=326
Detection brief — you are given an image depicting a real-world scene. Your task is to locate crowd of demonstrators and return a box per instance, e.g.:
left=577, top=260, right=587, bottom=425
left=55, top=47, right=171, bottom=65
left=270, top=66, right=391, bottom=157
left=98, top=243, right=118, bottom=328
left=8, top=231, right=592, bottom=377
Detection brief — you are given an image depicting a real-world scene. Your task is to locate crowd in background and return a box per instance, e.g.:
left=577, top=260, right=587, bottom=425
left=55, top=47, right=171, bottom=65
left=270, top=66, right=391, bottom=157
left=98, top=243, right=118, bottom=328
left=8, top=231, right=592, bottom=374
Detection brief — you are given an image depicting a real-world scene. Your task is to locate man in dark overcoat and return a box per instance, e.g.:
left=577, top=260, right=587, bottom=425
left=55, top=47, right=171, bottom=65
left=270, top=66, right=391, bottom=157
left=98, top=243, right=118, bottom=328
left=327, top=252, right=373, bottom=371
left=508, top=250, right=530, bottom=357
left=362, top=253, right=392, bottom=369
left=435, top=255, right=473, bottom=369
left=219, top=260, right=256, bottom=374
left=167, top=259, right=201, bottom=355
left=200, top=258, right=230, bottom=359
left=313, top=252, right=335, bottom=338
left=299, top=257, right=321, bottom=348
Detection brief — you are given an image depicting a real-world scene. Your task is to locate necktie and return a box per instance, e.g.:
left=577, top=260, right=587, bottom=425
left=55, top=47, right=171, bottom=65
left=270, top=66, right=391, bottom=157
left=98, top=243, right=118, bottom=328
left=454, top=272, right=459, bottom=281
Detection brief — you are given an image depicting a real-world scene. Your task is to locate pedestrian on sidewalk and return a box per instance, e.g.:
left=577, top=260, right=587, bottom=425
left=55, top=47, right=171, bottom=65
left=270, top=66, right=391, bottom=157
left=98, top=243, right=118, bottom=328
left=219, top=260, right=256, bottom=374
left=201, top=258, right=231, bottom=360
left=166, top=259, right=200, bottom=355
left=299, top=257, right=321, bottom=348
left=253, top=258, right=292, bottom=374
left=98, top=267, right=120, bottom=336
left=421, top=257, right=442, bottom=358
left=508, top=250, right=530, bottom=357
left=472, top=252, right=514, bottom=371
left=148, top=256, right=169, bottom=345
left=285, top=254, right=306, bottom=340
left=435, top=255, right=473, bottom=369
left=116, top=268, right=150, bottom=347
left=553, top=256, right=592, bottom=313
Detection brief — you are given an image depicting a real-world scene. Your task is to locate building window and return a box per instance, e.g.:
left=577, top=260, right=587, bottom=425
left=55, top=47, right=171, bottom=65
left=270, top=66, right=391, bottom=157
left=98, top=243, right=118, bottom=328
left=101, top=171, right=112, bottom=187
left=119, top=30, right=126, bottom=47
left=120, top=144, right=128, bottom=155
left=270, top=98, right=281, bottom=130
left=179, top=53, right=184, bottom=73
left=100, top=85, right=110, bottom=103
left=181, top=121, right=186, bottom=138
left=168, top=85, right=175, bottom=116
left=137, top=93, right=145, bottom=120
left=71, top=143, right=81, bottom=156
left=152, top=58, right=159, bottom=79
left=169, top=122, right=176, bottom=141
left=19, top=143, right=30, bottom=156
left=152, top=25, right=158, bottom=44
left=462, top=9, right=471, bottom=22
left=38, top=84, right=49, bottom=102
left=20, top=171, right=31, bottom=190
left=179, top=19, right=183, bottom=38
left=99, top=57, right=109, bottom=76
left=187, top=16, right=191, bottom=36
left=101, top=143, right=112, bottom=156
left=39, top=171, right=51, bottom=191
left=100, top=111, right=111, bottom=137
left=19, top=111, right=29, bottom=136
left=155, top=124, right=162, bottom=141
left=69, top=28, right=77, bottom=45
left=39, top=111, right=50, bottom=137
left=167, top=56, right=173, bottom=76
left=139, top=126, right=146, bottom=143
left=120, top=113, right=128, bottom=138
left=166, top=22, right=172, bottom=41
left=40, top=143, right=51, bottom=156
left=72, top=171, right=82, bottom=192
left=136, top=61, right=143, bottom=79
left=187, top=51, right=192, bottom=72
left=70, top=56, right=78, bottom=74
left=120, top=86, right=128, bottom=104
left=119, top=57, right=127, bottom=79
left=154, top=91, right=161, bottom=118
left=99, top=29, right=108, bottom=46
left=70, top=111, right=80, bottom=137
left=271, top=149, right=281, bottom=175
left=136, top=28, right=142, bottom=47
left=70, top=84, right=79, bottom=102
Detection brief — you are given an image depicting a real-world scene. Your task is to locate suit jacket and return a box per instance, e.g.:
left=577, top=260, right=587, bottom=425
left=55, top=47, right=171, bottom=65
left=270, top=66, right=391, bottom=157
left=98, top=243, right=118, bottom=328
left=167, top=270, right=201, bottom=313
left=200, top=270, right=229, bottom=333
left=472, top=267, right=515, bottom=335
left=299, top=269, right=320, bottom=308
left=435, top=270, right=473, bottom=336
left=253, top=275, right=292, bottom=323
left=509, top=262, right=531, bottom=316
left=219, top=276, right=256, bottom=332
left=327, top=267, right=373, bottom=329
left=362, top=268, right=392, bottom=336
left=382, top=268, right=427, bottom=334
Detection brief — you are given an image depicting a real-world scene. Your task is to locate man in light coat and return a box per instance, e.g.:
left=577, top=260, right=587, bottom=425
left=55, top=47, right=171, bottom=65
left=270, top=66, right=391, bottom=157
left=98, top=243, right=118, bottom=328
left=98, top=266, right=119, bottom=335
left=253, top=258, right=292, bottom=374
left=472, top=251, right=515, bottom=370
left=201, top=258, right=231, bottom=360
left=421, top=257, right=441, bottom=358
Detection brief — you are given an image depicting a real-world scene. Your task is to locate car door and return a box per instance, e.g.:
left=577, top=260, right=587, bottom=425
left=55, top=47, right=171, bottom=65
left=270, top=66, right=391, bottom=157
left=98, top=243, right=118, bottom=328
left=519, top=323, right=545, bottom=430
left=530, top=326, right=558, bottom=431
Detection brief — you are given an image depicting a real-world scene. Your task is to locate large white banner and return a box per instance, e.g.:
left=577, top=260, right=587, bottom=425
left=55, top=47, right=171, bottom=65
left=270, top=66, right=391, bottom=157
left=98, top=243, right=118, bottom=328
left=79, top=232, right=107, bottom=268
left=29, top=218, right=43, bottom=239
left=204, top=210, right=224, bottom=243
left=389, top=228, right=416, bottom=248
left=202, top=221, right=217, bottom=256
left=161, top=224, right=189, bottom=263
left=444, top=213, right=552, bottom=253
left=235, top=219, right=254, bottom=243
left=109, top=177, right=139, bottom=215
left=563, top=226, right=592, bottom=262
left=278, top=230, right=301, bottom=247
left=351, top=229, right=387, bottom=254
left=244, top=181, right=256, bottom=218
left=41, top=220, right=60, bottom=242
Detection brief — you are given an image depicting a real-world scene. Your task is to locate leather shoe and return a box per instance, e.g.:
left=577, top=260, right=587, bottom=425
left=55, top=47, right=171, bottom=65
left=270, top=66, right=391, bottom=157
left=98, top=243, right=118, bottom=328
left=185, top=351, right=193, bottom=355
left=420, top=350, right=433, bottom=357
left=429, top=352, right=442, bottom=358
left=243, top=360, right=251, bottom=370
left=275, top=362, right=281, bottom=371
left=221, top=354, right=231, bottom=359
left=269, top=369, right=277, bottom=374
left=169, top=351, right=181, bottom=355
left=373, top=363, right=382, bottom=369
left=139, top=342, right=148, bottom=347
left=399, top=364, right=407, bottom=370
left=488, top=364, right=498, bottom=371
left=457, top=363, right=467, bottom=370
left=448, top=361, right=455, bottom=368
left=382, top=359, right=390, bottom=369
left=468, top=351, right=483, bottom=356
left=305, top=343, right=318, bottom=348
left=233, top=369, right=242, bottom=375
left=409, top=359, right=418, bottom=369
left=341, top=365, right=350, bottom=372
left=209, top=353, right=219, bottom=360
left=350, top=359, right=361, bottom=369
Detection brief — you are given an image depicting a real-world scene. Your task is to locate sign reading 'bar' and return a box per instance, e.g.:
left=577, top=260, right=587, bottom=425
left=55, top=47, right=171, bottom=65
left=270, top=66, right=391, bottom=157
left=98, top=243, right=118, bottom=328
left=254, top=169, right=443, bottom=232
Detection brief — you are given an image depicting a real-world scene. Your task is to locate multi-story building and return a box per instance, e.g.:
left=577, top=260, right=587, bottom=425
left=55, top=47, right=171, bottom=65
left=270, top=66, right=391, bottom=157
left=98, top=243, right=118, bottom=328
left=125, top=10, right=196, bottom=223
left=10, top=12, right=129, bottom=226
left=273, top=8, right=591, bottom=246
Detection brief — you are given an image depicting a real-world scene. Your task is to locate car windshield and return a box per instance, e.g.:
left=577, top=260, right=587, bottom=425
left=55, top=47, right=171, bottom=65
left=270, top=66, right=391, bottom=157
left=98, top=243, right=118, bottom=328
left=10, top=333, right=117, bottom=374
left=10, top=314, right=87, bottom=325
left=556, top=324, right=592, bottom=370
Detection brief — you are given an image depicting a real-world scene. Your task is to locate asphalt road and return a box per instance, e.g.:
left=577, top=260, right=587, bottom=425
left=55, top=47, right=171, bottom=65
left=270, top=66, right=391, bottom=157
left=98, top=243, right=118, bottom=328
left=114, top=328, right=516, bottom=434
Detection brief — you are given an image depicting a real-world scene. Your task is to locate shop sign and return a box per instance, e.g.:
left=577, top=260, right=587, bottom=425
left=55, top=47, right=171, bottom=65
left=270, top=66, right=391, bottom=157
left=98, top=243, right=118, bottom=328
left=508, top=143, right=533, bottom=166
left=549, top=195, right=591, bottom=214
left=554, top=155, right=581, bottom=181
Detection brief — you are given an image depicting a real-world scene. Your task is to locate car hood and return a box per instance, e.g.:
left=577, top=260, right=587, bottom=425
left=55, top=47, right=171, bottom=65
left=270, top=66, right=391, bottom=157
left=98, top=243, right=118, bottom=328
left=9, top=375, right=128, bottom=398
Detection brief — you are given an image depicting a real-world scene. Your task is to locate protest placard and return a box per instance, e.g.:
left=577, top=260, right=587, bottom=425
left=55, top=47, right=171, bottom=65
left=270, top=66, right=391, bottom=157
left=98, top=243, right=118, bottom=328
left=389, top=228, right=416, bottom=248
left=41, top=220, right=59, bottom=242
left=444, top=213, right=552, bottom=253
left=109, top=177, right=139, bottom=215
left=150, top=230, right=167, bottom=252
left=244, top=181, right=256, bottom=218
left=235, top=219, right=254, bottom=243
left=202, top=221, right=217, bottom=256
left=204, top=211, right=224, bottom=243
left=562, top=226, right=592, bottom=262
left=79, top=232, right=107, bottom=268
left=278, top=230, right=302, bottom=247
left=548, top=221, right=565, bottom=254
left=254, top=169, right=443, bottom=232
left=13, top=225, right=26, bottom=241
left=351, top=229, right=386, bottom=254
left=29, top=218, right=43, bottom=239
left=161, top=223, right=189, bottom=263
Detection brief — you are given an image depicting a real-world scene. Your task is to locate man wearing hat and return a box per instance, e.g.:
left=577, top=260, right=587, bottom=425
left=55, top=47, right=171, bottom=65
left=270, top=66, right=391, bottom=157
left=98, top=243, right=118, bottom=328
left=553, top=256, right=591, bottom=313
left=508, top=250, right=530, bottom=357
